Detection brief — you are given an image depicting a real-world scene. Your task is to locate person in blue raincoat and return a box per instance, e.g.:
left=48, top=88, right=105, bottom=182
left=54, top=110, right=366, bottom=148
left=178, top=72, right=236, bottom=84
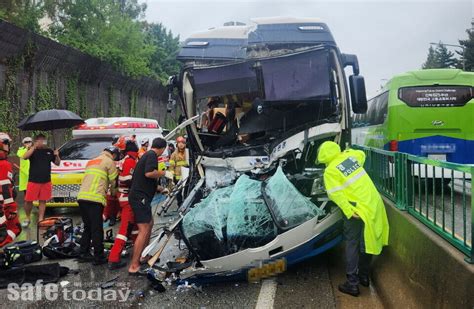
left=317, top=141, right=389, bottom=297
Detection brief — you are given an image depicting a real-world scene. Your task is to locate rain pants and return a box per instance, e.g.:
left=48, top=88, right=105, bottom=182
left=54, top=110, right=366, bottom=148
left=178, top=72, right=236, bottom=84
left=317, top=141, right=389, bottom=255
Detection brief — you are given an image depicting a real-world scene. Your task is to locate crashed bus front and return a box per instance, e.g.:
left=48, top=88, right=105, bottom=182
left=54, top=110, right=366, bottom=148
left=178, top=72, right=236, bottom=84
left=147, top=17, right=367, bottom=284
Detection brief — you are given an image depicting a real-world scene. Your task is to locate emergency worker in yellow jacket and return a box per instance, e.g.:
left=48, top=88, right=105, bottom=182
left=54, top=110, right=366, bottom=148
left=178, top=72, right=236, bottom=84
left=169, top=136, right=188, bottom=206
left=77, top=147, right=119, bottom=265
left=317, top=141, right=389, bottom=297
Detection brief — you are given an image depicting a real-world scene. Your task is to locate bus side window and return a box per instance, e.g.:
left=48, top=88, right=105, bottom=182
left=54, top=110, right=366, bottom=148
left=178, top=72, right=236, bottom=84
left=367, top=97, right=378, bottom=125
left=378, top=92, right=389, bottom=124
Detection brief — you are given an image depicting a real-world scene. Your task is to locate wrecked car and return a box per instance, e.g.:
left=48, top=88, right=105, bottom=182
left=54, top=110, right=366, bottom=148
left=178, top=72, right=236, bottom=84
left=145, top=17, right=368, bottom=284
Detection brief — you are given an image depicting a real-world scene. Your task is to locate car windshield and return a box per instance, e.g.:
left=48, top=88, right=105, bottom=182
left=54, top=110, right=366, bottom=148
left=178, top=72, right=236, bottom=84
left=59, top=138, right=113, bottom=160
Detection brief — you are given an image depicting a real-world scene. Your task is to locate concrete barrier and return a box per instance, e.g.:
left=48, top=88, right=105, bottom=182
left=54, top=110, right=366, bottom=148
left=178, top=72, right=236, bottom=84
left=372, top=197, right=474, bottom=308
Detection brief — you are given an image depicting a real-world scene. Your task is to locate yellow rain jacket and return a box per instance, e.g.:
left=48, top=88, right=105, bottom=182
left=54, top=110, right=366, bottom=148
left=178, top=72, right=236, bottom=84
left=16, top=147, right=29, bottom=191
left=317, top=141, right=389, bottom=255
left=169, top=150, right=188, bottom=180
left=77, top=151, right=118, bottom=205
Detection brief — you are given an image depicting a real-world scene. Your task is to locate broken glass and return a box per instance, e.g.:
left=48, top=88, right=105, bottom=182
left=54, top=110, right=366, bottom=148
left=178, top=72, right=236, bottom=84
left=182, top=185, right=233, bottom=259
left=226, top=175, right=277, bottom=253
left=264, top=167, right=324, bottom=229
left=181, top=167, right=322, bottom=260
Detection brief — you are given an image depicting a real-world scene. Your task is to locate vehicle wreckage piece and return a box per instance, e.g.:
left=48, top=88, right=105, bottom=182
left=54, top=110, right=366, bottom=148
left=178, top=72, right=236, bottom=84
left=147, top=167, right=341, bottom=284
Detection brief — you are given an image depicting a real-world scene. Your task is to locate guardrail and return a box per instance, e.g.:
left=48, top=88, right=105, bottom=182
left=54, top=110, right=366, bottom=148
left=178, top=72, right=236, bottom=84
left=353, top=145, right=473, bottom=263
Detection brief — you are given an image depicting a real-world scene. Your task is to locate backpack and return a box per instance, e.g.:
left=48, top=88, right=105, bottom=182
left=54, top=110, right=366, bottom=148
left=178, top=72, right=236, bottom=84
left=4, top=240, right=43, bottom=267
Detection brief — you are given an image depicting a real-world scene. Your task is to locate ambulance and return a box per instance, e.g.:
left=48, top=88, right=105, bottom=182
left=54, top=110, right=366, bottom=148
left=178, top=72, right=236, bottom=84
left=48, top=117, right=164, bottom=207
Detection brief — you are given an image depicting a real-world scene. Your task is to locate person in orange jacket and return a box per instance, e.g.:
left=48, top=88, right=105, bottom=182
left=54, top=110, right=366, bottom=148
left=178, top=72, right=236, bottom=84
left=0, top=133, right=21, bottom=248
left=108, top=138, right=140, bottom=269
left=138, top=138, right=149, bottom=159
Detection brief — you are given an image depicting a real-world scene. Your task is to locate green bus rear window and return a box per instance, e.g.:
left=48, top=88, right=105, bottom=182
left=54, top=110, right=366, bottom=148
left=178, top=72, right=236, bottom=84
left=398, top=86, right=473, bottom=107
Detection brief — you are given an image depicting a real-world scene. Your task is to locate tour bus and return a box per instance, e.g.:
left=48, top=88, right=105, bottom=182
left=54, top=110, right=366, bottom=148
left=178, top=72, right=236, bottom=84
left=352, top=69, right=474, bottom=164
left=48, top=117, right=163, bottom=207
left=145, top=17, right=368, bottom=284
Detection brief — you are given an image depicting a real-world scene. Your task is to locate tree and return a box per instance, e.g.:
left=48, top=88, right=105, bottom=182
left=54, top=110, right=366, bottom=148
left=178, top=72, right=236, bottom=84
left=422, top=46, right=438, bottom=69
left=435, top=43, right=457, bottom=68
left=48, top=0, right=155, bottom=78
left=144, top=22, right=182, bottom=83
left=0, top=0, right=45, bottom=32
left=1, top=0, right=182, bottom=81
left=457, top=29, right=474, bottom=71
left=422, top=42, right=458, bottom=69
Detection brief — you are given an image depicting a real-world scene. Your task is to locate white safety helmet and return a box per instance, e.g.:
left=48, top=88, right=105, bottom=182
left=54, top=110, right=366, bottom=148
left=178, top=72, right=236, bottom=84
left=141, top=137, right=150, bottom=146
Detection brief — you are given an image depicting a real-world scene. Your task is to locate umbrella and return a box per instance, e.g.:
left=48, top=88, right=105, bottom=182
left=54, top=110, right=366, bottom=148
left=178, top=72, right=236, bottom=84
left=18, top=109, right=84, bottom=131
left=18, top=109, right=85, bottom=148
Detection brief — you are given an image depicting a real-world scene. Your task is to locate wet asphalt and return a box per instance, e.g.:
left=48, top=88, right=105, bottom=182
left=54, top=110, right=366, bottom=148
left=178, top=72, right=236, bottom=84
left=0, top=196, right=383, bottom=308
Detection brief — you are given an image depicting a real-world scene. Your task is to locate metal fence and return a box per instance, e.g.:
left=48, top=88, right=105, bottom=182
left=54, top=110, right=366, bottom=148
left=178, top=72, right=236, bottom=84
left=353, top=145, right=473, bottom=263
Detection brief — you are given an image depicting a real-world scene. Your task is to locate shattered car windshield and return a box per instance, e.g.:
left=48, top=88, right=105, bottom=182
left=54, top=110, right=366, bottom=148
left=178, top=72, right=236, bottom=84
left=181, top=167, right=324, bottom=260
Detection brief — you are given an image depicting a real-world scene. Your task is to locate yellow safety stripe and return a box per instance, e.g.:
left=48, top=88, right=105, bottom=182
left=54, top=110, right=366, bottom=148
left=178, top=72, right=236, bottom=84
left=169, top=160, right=175, bottom=166
left=109, top=170, right=118, bottom=181
left=85, top=168, right=108, bottom=179
left=175, top=175, right=182, bottom=180
left=176, top=161, right=188, bottom=167
left=326, top=170, right=367, bottom=194
left=77, top=192, right=106, bottom=205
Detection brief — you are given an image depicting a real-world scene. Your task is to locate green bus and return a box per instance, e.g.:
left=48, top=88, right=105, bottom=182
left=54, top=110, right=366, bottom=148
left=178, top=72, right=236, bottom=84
left=352, top=69, right=474, bottom=164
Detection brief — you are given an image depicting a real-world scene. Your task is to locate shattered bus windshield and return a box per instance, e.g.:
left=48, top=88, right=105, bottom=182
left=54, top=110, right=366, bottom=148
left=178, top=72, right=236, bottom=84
left=181, top=167, right=324, bottom=260
left=190, top=47, right=341, bottom=149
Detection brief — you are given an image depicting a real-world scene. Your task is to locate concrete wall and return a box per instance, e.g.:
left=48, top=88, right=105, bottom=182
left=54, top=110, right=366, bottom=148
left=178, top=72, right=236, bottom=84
left=372, top=198, right=474, bottom=308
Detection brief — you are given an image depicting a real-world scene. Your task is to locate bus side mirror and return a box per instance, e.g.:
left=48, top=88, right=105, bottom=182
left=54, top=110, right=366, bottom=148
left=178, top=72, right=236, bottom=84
left=349, top=75, right=367, bottom=114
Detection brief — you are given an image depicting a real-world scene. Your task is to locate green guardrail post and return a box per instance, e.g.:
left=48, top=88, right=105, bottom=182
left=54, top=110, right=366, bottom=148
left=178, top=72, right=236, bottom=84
left=465, top=165, right=474, bottom=264
left=404, top=153, right=413, bottom=209
left=395, top=152, right=406, bottom=210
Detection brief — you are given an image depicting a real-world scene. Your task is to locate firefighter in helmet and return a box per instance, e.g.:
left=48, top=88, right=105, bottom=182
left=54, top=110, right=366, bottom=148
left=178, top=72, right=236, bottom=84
left=0, top=133, right=21, bottom=248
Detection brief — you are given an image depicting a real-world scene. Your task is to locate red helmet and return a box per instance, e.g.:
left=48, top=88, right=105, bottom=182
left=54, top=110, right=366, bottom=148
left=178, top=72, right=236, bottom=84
left=176, top=136, right=186, bottom=144
left=114, top=135, right=133, bottom=151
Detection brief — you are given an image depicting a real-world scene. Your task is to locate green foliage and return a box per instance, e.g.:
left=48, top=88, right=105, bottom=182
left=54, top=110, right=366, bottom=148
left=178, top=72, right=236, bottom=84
left=49, top=0, right=155, bottom=78
left=457, top=29, right=474, bottom=71
left=144, top=22, right=182, bottom=83
left=66, top=76, right=79, bottom=113
left=129, top=89, right=138, bottom=117
left=2, top=0, right=182, bottom=83
left=78, top=84, right=88, bottom=119
left=422, top=42, right=458, bottom=69
left=108, top=86, right=121, bottom=117
left=0, top=0, right=45, bottom=32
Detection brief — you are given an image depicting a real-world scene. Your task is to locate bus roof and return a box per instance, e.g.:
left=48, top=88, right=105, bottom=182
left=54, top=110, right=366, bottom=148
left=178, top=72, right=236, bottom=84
left=177, top=16, right=335, bottom=62
left=389, top=69, right=474, bottom=87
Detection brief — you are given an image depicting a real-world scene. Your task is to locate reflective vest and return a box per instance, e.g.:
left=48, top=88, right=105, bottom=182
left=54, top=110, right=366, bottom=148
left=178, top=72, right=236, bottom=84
left=77, top=152, right=118, bottom=205
left=317, top=141, right=389, bottom=255
left=16, top=147, right=29, bottom=191
left=169, top=150, right=188, bottom=180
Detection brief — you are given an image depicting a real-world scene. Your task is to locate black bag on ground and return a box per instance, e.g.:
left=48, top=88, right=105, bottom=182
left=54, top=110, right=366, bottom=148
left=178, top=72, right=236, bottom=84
left=4, top=240, right=42, bottom=267
left=0, top=262, right=69, bottom=289
left=43, top=241, right=80, bottom=259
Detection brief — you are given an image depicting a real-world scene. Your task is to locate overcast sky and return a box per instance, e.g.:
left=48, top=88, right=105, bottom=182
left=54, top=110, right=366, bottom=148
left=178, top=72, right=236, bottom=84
left=143, top=0, right=473, bottom=97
